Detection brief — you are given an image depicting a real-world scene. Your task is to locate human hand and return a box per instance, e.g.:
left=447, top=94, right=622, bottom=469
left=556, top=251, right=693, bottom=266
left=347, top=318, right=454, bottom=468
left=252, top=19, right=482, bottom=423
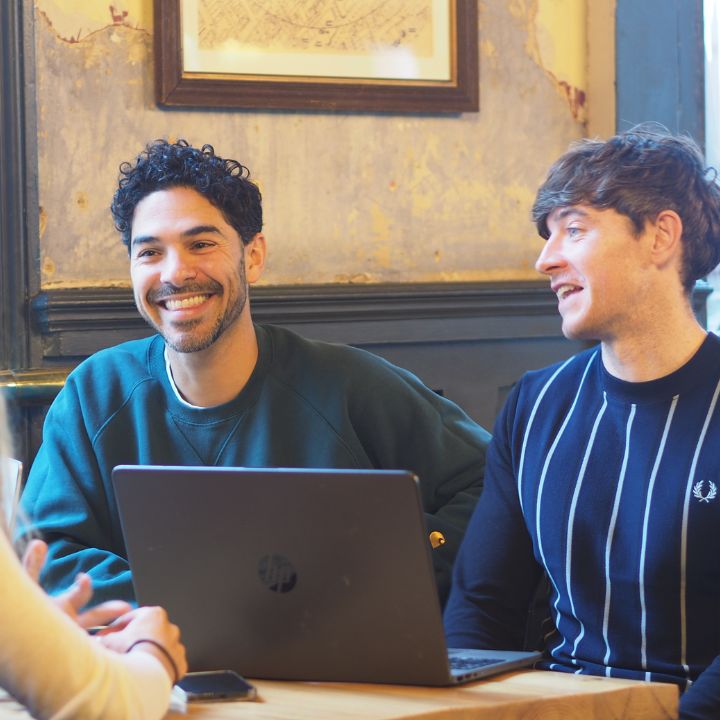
left=97, top=606, right=187, bottom=684
left=22, top=538, right=131, bottom=628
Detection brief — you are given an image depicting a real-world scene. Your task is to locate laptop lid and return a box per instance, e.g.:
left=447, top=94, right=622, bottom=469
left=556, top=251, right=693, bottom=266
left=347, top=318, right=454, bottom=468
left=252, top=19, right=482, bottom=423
left=113, top=465, right=538, bottom=685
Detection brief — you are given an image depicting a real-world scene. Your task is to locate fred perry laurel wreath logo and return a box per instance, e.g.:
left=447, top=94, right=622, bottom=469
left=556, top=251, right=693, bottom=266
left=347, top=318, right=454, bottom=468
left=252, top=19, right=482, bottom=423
left=692, top=480, right=717, bottom=504
left=258, top=554, right=297, bottom=593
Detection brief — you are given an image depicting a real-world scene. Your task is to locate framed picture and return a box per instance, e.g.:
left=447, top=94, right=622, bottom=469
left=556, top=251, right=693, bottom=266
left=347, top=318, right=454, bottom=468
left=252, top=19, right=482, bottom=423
left=154, top=0, right=478, bottom=113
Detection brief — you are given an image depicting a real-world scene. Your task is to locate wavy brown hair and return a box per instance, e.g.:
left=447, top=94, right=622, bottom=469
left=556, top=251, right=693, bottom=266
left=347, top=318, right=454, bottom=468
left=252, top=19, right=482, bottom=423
left=532, top=125, right=720, bottom=292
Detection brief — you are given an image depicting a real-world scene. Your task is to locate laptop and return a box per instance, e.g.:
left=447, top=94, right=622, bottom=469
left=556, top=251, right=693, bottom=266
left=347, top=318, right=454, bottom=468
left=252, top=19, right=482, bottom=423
left=112, top=465, right=541, bottom=685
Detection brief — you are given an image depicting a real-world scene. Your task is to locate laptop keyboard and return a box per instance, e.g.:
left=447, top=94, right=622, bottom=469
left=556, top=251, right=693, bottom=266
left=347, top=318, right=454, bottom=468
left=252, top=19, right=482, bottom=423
left=449, top=655, right=502, bottom=671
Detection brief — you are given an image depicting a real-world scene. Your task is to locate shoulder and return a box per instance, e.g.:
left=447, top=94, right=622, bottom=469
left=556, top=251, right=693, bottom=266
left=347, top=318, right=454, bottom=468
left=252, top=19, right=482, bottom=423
left=257, top=323, right=477, bottom=419
left=516, top=346, right=600, bottom=399
left=498, top=346, right=601, bottom=432
left=55, top=335, right=163, bottom=422
left=67, top=335, right=159, bottom=386
left=259, top=323, right=418, bottom=385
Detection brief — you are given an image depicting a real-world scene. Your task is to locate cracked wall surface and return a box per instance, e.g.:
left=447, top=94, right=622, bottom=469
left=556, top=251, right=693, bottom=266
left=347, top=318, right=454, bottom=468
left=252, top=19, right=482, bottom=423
left=34, top=0, right=586, bottom=288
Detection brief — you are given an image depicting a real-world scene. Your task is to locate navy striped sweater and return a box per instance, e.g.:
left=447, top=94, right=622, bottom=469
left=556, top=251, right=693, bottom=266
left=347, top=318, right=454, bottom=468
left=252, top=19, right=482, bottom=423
left=445, top=333, right=720, bottom=717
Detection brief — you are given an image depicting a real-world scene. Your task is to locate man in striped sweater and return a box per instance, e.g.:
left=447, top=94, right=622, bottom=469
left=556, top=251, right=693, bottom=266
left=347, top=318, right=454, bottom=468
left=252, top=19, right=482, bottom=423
left=444, top=126, right=720, bottom=719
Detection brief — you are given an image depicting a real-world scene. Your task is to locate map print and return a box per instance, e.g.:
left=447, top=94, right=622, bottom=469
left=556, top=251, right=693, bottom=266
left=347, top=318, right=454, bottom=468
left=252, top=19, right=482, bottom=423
left=196, top=1, right=434, bottom=57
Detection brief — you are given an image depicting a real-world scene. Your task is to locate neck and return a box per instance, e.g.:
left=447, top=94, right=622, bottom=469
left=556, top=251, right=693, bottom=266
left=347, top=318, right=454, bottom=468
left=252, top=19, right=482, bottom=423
left=167, top=311, right=258, bottom=407
left=600, top=297, right=706, bottom=382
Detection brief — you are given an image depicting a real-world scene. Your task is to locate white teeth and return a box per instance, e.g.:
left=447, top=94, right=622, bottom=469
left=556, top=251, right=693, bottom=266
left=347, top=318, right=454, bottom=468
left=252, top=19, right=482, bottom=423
left=557, top=285, right=579, bottom=300
left=164, top=295, right=208, bottom=310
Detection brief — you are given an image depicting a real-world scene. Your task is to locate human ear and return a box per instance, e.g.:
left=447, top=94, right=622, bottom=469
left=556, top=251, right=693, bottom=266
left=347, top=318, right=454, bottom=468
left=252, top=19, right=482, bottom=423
left=651, top=210, right=683, bottom=268
left=245, top=233, right=266, bottom=284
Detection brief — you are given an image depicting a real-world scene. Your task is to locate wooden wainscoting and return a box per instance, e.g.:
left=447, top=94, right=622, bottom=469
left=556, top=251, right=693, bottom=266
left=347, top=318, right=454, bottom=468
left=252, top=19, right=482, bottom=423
left=2, top=279, right=710, bottom=468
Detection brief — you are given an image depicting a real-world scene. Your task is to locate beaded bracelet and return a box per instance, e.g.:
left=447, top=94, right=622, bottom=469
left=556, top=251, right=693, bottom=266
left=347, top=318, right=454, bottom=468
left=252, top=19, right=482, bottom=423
left=126, top=638, right=180, bottom=685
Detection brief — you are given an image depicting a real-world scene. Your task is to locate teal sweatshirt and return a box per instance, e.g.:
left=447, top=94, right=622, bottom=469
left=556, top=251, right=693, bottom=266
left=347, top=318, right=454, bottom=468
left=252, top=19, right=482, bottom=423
left=22, top=324, right=490, bottom=605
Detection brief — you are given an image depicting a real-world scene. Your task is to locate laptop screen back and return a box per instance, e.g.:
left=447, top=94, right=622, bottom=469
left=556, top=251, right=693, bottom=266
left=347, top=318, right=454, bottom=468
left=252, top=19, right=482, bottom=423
left=113, top=465, right=455, bottom=684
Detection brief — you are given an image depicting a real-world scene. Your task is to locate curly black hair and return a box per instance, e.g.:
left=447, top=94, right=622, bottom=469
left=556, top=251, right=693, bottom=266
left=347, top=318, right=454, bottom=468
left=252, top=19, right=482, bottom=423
left=532, top=124, right=720, bottom=292
left=111, top=139, right=262, bottom=249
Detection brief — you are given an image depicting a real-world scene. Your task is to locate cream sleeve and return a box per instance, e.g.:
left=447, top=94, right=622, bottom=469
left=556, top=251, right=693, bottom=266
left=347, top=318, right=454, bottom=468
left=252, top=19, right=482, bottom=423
left=0, top=531, right=172, bottom=720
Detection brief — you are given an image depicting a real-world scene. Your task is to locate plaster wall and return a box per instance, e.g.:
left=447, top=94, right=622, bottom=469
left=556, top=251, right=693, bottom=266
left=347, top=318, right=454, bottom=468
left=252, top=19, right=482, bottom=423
left=33, top=0, right=588, bottom=288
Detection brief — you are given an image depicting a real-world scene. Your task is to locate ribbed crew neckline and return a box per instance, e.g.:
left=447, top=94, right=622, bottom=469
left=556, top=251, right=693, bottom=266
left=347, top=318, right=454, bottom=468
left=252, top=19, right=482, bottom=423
left=598, top=332, right=720, bottom=403
left=147, top=326, right=271, bottom=421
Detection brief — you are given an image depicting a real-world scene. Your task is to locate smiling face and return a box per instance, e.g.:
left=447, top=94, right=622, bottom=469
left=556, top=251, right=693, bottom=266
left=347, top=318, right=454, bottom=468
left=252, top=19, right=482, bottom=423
left=130, top=186, right=263, bottom=353
left=535, top=205, right=653, bottom=343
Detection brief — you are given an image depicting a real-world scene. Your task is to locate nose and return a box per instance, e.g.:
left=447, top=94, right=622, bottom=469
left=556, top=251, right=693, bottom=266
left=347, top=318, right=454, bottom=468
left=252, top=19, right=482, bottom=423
left=159, top=248, right=197, bottom=286
left=534, top=233, right=565, bottom=276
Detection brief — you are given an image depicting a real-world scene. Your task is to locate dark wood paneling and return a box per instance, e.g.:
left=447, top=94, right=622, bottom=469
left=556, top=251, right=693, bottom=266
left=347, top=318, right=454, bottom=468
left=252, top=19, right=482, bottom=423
left=3, top=279, right=710, bottom=466
left=0, top=0, right=32, bottom=371
left=23, top=281, right=585, bottom=458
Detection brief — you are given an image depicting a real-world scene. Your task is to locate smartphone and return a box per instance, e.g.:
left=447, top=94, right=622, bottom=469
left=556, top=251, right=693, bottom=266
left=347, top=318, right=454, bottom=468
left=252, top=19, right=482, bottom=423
left=178, top=670, right=257, bottom=702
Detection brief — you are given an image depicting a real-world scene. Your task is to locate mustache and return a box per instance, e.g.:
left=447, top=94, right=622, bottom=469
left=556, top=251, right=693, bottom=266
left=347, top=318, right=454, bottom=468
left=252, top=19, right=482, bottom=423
left=148, top=281, right=223, bottom=303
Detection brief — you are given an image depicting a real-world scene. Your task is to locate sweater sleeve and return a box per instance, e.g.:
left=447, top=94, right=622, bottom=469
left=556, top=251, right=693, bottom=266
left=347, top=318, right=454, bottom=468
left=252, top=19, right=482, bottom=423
left=347, top=362, right=490, bottom=606
left=679, top=657, right=720, bottom=720
left=20, top=377, right=134, bottom=604
left=443, top=383, right=543, bottom=649
left=0, top=530, right=171, bottom=720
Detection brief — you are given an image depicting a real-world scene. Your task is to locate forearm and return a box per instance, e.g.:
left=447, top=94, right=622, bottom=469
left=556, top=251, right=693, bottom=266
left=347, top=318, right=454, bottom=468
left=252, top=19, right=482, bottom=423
left=444, top=397, right=541, bottom=650
left=21, top=407, right=130, bottom=603
left=0, top=534, right=169, bottom=720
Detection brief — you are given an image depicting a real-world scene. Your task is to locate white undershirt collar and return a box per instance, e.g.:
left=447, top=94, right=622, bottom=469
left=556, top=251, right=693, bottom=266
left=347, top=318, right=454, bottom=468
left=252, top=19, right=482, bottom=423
left=164, top=346, right=205, bottom=409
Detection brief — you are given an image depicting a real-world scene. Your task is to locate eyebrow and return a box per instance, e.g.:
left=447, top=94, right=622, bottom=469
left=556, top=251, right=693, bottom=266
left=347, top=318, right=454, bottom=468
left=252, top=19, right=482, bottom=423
left=131, top=224, right=225, bottom=248
left=553, top=207, right=589, bottom=221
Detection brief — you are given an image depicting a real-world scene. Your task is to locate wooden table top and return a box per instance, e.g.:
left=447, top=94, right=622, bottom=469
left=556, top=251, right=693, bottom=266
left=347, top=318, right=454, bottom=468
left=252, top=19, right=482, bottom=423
left=169, top=670, right=678, bottom=719
left=0, top=670, right=679, bottom=719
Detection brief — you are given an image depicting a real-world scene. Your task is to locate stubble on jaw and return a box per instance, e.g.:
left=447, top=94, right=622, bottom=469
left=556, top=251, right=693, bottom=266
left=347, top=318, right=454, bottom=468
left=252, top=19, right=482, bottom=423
left=135, top=254, right=248, bottom=354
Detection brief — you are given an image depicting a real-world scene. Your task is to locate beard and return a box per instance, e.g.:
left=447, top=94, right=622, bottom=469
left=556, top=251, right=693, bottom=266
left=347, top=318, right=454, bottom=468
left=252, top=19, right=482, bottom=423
left=137, top=257, right=248, bottom=353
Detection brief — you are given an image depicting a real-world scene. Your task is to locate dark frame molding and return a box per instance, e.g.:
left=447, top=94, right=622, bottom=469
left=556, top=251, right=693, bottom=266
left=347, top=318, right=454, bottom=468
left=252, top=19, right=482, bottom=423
left=31, top=281, right=563, bottom=357
left=154, top=0, right=479, bottom=113
left=29, top=280, right=712, bottom=363
left=0, top=0, right=32, bottom=371
left=32, top=281, right=560, bottom=334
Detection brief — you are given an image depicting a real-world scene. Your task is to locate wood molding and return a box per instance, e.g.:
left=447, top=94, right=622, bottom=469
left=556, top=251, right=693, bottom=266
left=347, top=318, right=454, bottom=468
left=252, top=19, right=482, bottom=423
left=30, top=280, right=712, bottom=360
left=16, top=279, right=713, bottom=463
left=154, top=0, right=479, bottom=113
left=32, top=281, right=558, bottom=331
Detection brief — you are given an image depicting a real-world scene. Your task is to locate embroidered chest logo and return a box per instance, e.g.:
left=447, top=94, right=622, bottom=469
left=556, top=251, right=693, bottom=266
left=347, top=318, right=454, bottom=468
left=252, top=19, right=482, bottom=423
left=693, top=480, right=717, bottom=503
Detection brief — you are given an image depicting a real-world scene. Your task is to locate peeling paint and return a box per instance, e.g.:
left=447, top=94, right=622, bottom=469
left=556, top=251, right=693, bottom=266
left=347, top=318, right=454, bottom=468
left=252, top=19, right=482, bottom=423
left=557, top=80, right=587, bottom=121
left=42, top=255, right=56, bottom=278
left=480, top=38, right=497, bottom=56
left=370, top=204, right=391, bottom=245
left=503, top=182, right=536, bottom=209
left=372, top=243, right=392, bottom=269
left=36, top=6, right=150, bottom=48
left=43, top=279, right=131, bottom=290
left=34, top=0, right=584, bottom=287
left=519, top=0, right=588, bottom=123
left=38, top=206, right=47, bottom=239
left=36, top=0, right=150, bottom=40
left=332, top=273, right=375, bottom=284
left=75, top=191, right=88, bottom=210
left=508, top=0, right=535, bottom=22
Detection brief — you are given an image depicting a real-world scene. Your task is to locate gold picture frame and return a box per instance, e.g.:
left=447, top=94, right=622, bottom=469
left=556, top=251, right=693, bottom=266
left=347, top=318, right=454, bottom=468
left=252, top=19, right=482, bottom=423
left=154, top=0, right=478, bottom=112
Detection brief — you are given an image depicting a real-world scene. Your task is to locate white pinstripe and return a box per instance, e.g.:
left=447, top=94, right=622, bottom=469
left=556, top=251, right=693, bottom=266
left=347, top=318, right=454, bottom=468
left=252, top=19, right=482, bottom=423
left=639, top=396, right=678, bottom=675
left=517, top=355, right=577, bottom=515
left=553, top=392, right=608, bottom=665
left=680, top=377, right=720, bottom=678
left=532, top=353, right=597, bottom=663
left=602, top=403, right=637, bottom=669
